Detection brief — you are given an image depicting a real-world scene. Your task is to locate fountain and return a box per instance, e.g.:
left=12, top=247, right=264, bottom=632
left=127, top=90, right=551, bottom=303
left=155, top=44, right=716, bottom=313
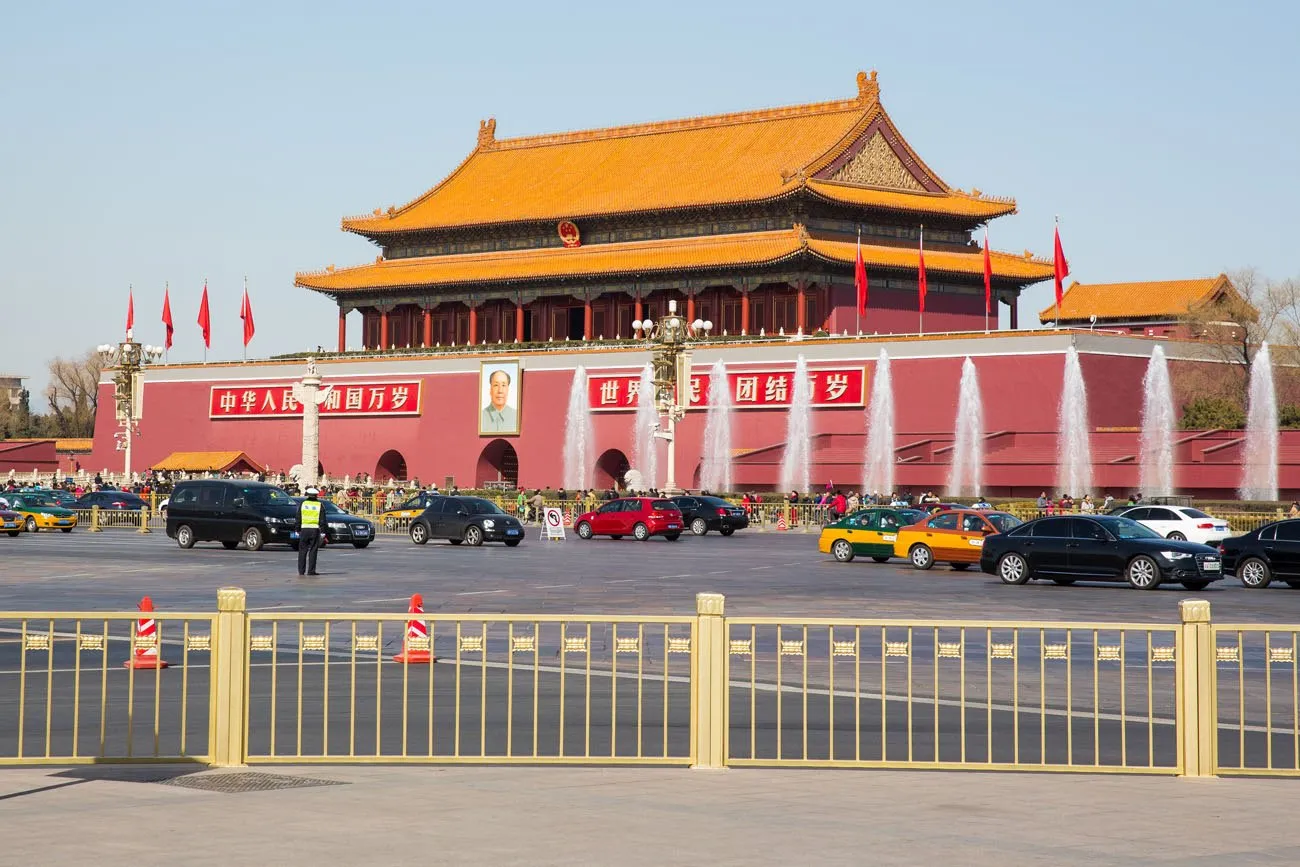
left=1057, top=345, right=1093, bottom=497
left=779, top=355, right=811, bottom=493
left=947, top=357, right=983, bottom=497
left=863, top=349, right=895, bottom=497
left=633, top=363, right=659, bottom=491
left=563, top=365, right=594, bottom=490
left=699, top=360, right=733, bottom=492
left=1139, top=345, right=1175, bottom=497
left=1240, top=342, right=1278, bottom=501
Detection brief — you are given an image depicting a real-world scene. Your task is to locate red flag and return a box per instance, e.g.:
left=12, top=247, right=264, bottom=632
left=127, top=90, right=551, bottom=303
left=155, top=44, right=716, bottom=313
left=1053, top=223, right=1070, bottom=311
left=854, top=230, right=868, bottom=316
left=197, top=282, right=211, bottom=349
left=982, top=228, right=993, bottom=316
left=126, top=288, right=135, bottom=333
left=240, top=285, right=255, bottom=347
left=917, top=227, right=928, bottom=315
left=161, top=285, right=174, bottom=350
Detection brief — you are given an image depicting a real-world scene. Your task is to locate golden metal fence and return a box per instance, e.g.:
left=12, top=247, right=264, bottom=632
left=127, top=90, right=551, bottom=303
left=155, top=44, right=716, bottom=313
left=0, top=612, right=215, bottom=765
left=1212, top=624, right=1300, bottom=776
left=241, top=609, right=697, bottom=764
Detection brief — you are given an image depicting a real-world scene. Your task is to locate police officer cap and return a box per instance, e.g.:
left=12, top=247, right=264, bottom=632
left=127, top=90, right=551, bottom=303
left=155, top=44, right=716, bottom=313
left=305, top=486, right=320, bottom=496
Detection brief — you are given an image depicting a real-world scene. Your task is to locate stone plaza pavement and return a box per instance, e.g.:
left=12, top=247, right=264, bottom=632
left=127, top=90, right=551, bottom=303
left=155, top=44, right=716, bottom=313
left=1, top=765, right=1297, bottom=864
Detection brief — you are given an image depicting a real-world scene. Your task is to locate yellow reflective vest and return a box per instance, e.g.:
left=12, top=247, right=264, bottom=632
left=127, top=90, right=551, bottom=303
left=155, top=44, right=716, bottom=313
left=300, top=499, right=322, bottom=529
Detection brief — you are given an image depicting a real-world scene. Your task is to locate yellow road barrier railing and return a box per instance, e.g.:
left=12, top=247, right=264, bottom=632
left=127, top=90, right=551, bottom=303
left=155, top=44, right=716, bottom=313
left=0, top=593, right=1288, bottom=776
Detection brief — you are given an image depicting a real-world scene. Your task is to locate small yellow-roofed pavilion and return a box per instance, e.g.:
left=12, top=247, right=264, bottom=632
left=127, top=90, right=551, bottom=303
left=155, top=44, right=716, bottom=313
left=1040, top=274, right=1246, bottom=335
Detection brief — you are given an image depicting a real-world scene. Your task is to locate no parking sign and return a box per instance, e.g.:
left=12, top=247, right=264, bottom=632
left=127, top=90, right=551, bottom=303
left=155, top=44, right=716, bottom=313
left=542, top=507, right=566, bottom=541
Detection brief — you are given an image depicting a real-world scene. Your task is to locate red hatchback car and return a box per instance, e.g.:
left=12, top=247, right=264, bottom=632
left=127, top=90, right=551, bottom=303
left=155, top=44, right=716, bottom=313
left=575, top=497, right=684, bottom=541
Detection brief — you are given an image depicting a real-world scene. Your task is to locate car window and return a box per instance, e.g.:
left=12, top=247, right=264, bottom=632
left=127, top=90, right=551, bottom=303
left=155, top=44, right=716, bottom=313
left=928, top=513, right=959, bottom=530
left=986, top=513, right=1022, bottom=533
left=699, top=497, right=729, bottom=507
left=960, top=514, right=987, bottom=533
left=1123, top=508, right=1149, bottom=521
left=675, top=498, right=696, bottom=509
left=1095, top=516, right=1162, bottom=540
left=1181, top=508, right=1212, bottom=519
left=897, top=509, right=924, bottom=525
left=399, top=496, right=422, bottom=510
left=1032, top=518, right=1072, bottom=537
left=466, top=498, right=504, bottom=515
left=197, top=485, right=227, bottom=509
left=1277, top=522, right=1300, bottom=542
left=597, top=501, right=621, bottom=514
left=171, top=487, right=198, bottom=507
left=243, top=487, right=293, bottom=506
left=651, top=500, right=675, bottom=511
left=1259, top=525, right=1276, bottom=541
left=1070, top=518, right=1108, bottom=541
left=1148, top=508, right=1178, bottom=522
left=850, top=511, right=879, bottom=529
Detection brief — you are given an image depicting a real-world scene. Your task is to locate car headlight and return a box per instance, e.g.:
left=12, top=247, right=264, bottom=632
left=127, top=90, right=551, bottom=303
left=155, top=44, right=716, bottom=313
left=1161, top=551, right=1194, bottom=560
left=482, top=519, right=496, bottom=529
left=265, top=516, right=284, bottom=525
left=328, top=522, right=347, bottom=530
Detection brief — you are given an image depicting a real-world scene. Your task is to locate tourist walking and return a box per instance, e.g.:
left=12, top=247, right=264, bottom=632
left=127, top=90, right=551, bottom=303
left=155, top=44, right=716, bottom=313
left=298, top=486, right=323, bottom=576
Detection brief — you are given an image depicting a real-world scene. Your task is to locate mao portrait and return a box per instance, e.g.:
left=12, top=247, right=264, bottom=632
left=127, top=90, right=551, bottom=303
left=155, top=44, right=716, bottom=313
left=479, top=360, right=522, bottom=436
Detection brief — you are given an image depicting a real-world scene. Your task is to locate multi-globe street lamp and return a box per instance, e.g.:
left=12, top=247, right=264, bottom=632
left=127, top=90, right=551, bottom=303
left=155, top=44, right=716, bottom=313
left=632, top=300, right=713, bottom=496
left=97, top=332, right=164, bottom=481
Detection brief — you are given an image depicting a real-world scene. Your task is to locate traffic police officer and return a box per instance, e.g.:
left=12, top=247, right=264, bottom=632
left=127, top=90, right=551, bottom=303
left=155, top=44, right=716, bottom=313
left=298, top=487, right=323, bottom=576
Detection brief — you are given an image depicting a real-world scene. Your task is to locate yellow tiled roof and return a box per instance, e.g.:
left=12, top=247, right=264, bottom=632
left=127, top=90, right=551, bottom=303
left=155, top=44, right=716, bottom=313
left=1039, top=275, right=1231, bottom=323
left=152, top=451, right=265, bottom=473
left=54, top=438, right=93, bottom=453
left=340, top=72, right=1015, bottom=235
left=296, top=228, right=1054, bottom=293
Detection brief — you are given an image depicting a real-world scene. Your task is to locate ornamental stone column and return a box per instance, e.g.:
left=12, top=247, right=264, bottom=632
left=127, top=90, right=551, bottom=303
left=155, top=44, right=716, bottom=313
left=292, top=358, right=333, bottom=490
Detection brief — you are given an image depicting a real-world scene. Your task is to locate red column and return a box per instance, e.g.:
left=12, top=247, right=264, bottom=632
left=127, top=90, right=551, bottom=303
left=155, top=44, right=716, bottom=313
left=740, top=290, right=750, bottom=335
left=515, top=301, right=525, bottom=343
left=796, top=281, right=807, bottom=333
left=337, top=307, right=347, bottom=353
left=1009, top=296, right=1018, bottom=330
left=686, top=291, right=695, bottom=325
left=468, top=305, right=478, bottom=345
left=583, top=297, right=593, bottom=340
left=634, top=293, right=644, bottom=334
left=422, top=308, right=432, bottom=346
left=380, top=309, right=390, bottom=349
left=822, top=285, right=832, bottom=331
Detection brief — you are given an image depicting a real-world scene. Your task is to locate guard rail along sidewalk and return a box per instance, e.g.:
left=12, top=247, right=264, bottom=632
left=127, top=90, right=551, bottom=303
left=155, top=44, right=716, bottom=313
left=2, top=590, right=1296, bottom=777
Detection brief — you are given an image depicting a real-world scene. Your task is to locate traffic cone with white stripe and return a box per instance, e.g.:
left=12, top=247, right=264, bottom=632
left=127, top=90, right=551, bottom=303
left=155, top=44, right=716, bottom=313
left=393, top=593, right=432, bottom=664
left=124, top=596, right=169, bottom=669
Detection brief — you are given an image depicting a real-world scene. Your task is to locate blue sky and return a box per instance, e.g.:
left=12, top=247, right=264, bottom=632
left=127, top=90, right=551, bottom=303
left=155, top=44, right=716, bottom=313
left=4, top=0, right=1297, bottom=396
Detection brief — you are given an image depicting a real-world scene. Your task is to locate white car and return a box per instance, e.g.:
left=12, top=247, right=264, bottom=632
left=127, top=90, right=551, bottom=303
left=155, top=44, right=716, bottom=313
left=1113, top=505, right=1231, bottom=544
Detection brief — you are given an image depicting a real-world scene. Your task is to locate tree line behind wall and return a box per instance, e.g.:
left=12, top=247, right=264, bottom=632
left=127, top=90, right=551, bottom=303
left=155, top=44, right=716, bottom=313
left=0, top=350, right=102, bottom=438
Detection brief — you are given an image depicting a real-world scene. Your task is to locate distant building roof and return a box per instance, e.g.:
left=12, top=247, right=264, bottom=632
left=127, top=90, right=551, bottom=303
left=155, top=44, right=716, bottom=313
left=152, top=451, right=266, bottom=473
left=1039, top=274, right=1239, bottom=324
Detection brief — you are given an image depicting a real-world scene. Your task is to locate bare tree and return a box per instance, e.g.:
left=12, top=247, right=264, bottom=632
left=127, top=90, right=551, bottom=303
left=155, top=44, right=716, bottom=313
left=44, top=350, right=103, bottom=437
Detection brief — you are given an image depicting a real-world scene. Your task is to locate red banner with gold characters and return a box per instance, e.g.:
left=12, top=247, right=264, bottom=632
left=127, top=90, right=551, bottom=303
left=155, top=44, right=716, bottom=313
left=209, top=381, right=422, bottom=419
left=587, top=368, right=865, bottom=411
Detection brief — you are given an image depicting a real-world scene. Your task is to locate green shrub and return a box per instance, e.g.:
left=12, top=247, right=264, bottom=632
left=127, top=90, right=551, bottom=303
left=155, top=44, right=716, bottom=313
left=1180, top=397, right=1245, bottom=430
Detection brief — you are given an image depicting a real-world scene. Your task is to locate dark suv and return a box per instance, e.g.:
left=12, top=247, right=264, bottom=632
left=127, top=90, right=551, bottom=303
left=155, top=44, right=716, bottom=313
left=670, top=495, right=748, bottom=536
left=166, top=480, right=299, bottom=551
left=409, top=496, right=524, bottom=547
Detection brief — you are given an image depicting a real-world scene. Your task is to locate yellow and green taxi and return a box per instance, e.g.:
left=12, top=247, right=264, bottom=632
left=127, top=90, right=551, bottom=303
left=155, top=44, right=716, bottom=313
left=819, top=507, right=927, bottom=563
left=893, top=509, right=1021, bottom=570
left=7, top=491, right=79, bottom=533
left=378, top=491, right=441, bottom=527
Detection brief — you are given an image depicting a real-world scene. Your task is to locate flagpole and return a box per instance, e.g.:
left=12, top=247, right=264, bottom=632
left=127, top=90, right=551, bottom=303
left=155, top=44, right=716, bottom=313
left=164, top=281, right=169, bottom=364
left=243, top=275, right=248, bottom=362
left=984, top=228, right=990, bottom=334
left=918, top=225, right=924, bottom=337
left=855, top=226, right=861, bottom=337
left=1054, top=215, right=1060, bottom=330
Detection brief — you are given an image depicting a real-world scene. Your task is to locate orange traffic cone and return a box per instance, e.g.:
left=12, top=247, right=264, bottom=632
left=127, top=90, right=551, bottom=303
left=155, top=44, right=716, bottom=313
left=124, top=596, right=170, bottom=669
left=393, top=593, right=432, bottom=664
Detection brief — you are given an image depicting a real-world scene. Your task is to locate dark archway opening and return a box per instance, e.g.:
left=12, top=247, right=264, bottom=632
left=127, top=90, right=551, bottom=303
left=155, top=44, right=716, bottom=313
left=375, top=449, right=407, bottom=482
left=476, top=439, right=519, bottom=487
left=594, top=449, right=630, bottom=491
left=567, top=307, right=585, bottom=340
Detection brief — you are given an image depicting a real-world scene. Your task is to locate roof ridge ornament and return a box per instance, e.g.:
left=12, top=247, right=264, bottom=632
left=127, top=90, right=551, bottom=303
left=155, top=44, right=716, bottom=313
left=856, top=70, right=879, bottom=103
left=478, top=117, right=497, bottom=149
left=794, top=223, right=810, bottom=245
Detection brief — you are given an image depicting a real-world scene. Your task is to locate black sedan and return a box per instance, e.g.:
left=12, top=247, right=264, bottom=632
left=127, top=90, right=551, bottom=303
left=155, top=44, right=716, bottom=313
left=293, top=499, right=374, bottom=549
left=409, top=496, right=524, bottom=547
left=75, top=490, right=149, bottom=511
left=979, top=515, right=1223, bottom=590
left=671, top=495, right=749, bottom=536
left=1219, top=519, right=1300, bottom=589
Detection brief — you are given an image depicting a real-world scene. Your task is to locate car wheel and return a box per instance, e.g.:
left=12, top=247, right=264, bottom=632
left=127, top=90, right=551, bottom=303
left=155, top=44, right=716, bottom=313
left=1052, top=578, right=1076, bottom=586
left=410, top=522, right=429, bottom=545
left=505, top=539, right=521, bottom=547
left=243, top=527, right=265, bottom=552
left=690, top=518, right=708, bottom=536
left=1239, top=557, right=1272, bottom=589
left=871, top=555, right=890, bottom=563
left=831, top=539, right=855, bottom=563
left=176, top=525, right=196, bottom=549
left=24, top=516, right=37, bottom=533
left=577, top=521, right=593, bottom=540
left=352, top=541, right=370, bottom=549
left=464, top=525, right=484, bottom=547
left=1126, top=555, right=1160, bottom=590
left=222, top=540, right=239, bottom=550
left=909, top=544, right=934, bottom=570
left=719, top=527, right=735, bottom=537
left=633, top=523, right=650, bottom=542
left=1182, top=579, right=1211, bottom=591
left=951, top=563, right=970, bottom=571
left=997, top=552, right=1030, bottom=585
left=664, top=532, right=681, bottom=542
left=1167, top=531, right=1187, bottom=541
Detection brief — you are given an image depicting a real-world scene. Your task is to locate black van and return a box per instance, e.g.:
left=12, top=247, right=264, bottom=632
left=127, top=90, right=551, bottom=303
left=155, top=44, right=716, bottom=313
left=165, top=480, right=300, bottom=551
